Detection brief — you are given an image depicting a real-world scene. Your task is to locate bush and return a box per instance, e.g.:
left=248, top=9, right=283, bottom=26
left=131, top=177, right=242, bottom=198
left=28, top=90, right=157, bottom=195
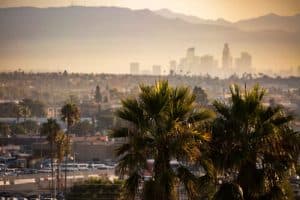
left=67, top=178, right=123, bottom=200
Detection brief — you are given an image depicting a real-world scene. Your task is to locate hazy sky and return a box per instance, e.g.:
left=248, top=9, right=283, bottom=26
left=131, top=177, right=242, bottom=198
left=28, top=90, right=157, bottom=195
left=1, top=0, right=300, bottom=21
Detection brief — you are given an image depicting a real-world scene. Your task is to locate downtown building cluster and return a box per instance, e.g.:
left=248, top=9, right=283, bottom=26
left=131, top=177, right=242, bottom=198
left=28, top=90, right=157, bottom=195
left=130, top=43, right=253, bottom=77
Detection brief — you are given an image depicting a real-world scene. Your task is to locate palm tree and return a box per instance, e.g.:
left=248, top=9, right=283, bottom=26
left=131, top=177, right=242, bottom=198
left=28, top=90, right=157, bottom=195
left=113, top=81, right=214, bottom=200
left=18, top=104, right=31, bottom=122
left=61, top=103, right=80, bottom=194
left=211, top=84, right=300, bottom=200
left=40, top=118, right=61, bottom=197
left=55, top=130, right=69, bottom=193
left=61, top=103, right=80, bottom=132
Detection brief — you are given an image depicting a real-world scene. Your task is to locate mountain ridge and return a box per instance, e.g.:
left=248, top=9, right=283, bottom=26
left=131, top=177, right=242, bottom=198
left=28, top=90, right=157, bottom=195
left=154, top=8, right=300, bottom=32
left=0, top=6, right=299, bottom=73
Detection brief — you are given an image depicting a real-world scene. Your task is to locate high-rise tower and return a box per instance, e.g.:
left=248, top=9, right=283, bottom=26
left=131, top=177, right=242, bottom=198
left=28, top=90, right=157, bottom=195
left=222, top=43, right=232, bottom=69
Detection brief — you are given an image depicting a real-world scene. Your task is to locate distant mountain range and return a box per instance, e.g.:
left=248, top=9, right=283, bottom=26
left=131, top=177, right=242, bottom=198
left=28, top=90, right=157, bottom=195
left=0, top=6, right=299, bottom=73
left=155, top=8, right=300, bottom=32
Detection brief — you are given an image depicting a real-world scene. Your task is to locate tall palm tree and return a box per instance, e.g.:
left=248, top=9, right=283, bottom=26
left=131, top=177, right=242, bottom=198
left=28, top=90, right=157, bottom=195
left=211, top=84, right=300, bottom=200
left=55, top=130, right=69, bottom=193
left=40, top=118, right=61, bottom=197
left=61, top=103, right=80, bottom=194
left=113, top=81, right=214, bottom=200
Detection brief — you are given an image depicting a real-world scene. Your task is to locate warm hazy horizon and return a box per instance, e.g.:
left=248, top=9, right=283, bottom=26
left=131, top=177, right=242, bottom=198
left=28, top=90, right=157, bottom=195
left=1, top=0, right=300, bottom=21
left=0, top=1, right=299, bottom=75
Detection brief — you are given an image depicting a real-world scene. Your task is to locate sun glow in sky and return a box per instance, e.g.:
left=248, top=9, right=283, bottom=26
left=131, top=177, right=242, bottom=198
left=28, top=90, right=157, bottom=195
left=1, top=0, right=300, bottom=21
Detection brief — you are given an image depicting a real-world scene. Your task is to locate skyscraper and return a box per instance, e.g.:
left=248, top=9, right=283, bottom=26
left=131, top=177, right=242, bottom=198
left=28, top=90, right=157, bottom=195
left=186, top=47, right=195, bottom=59
left=130, top=62, right=140, bottom=75
left=235, top=52, right=252, bottom=74
left=200, top=55, right=218, bottom=75
left=179, top=47, right=200, bottom=74
left=222, top=43, right=232, bottom=69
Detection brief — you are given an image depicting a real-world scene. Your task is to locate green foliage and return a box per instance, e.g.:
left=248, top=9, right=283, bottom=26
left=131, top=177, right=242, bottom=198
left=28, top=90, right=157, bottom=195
left=211, top=84, right=300, bottom=200
left=10, top=123, right=26, bottom=135
left=21, top=120, right=40, bottom=134
left=9, top=120, right=40, bottom=135
left=0, top=99, right=45, bottom=118
left=61, top=103, right=80, bottom=130
left=20, top=98, right=46, bottom=117
left=40, top=119, right=69, bottom=192
left=0, top=122, right=11, bottom=137
left=193, top=86, right=209, bottom=106
left=113, top=80, right=215, bottom=200
left=67, top=178, right=123, bottom=200
left=69, top=120, right=95, bottom=136
left=40, top=118, right=61, bottom=140
left=213, top=183, right=244, bottom=200
left=0, top=102, right=19, bottom=117
left=55, top=130, right=69, bottom=162
left=17, top=104, right=31, bottom=119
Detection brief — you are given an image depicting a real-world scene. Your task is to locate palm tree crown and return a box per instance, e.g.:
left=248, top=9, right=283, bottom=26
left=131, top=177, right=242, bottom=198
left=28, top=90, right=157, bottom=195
left=61, top=103, right=80, bottom=131
left=113, top=80, right=214, bottom=200
left=211, top=84, right=300, bottom=200
left=41, top=118, right=61, bottom=144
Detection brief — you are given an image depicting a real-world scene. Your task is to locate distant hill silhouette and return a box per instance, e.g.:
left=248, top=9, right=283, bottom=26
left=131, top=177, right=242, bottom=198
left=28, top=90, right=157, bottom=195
left=155, top=8, right=232, bottom=27
left=0, top=6, right=235, bottom=40
left=235, top=13, right=300, bottom=32
left=155, top=9, right=300, bottom=32
left=0, top=6, right=299, bottom=73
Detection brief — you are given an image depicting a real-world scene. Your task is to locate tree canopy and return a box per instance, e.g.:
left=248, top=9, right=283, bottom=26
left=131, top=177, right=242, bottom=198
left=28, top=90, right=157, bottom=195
left=113, top=80, right=215, bottom=200
left=211, top=84, right=300, bottom=200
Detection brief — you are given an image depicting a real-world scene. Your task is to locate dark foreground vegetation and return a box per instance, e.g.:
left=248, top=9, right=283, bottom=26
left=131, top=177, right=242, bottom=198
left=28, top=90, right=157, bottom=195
left=67, top=178, right=123, bottom=200
left=112, top=80, right=300, bottom=200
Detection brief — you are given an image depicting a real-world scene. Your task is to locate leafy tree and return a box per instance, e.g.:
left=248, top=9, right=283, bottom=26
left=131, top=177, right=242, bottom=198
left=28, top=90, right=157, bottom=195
left=0, top=122, right=11, bottom=137
left=0, top=102, right=19, bottom=117
left=113, top=81, right=214, bottom=200
left=20, top=120, right=40, bottom=134
left=20, top=98, right=46, bottom=117
left=69, top=120, right=94, bottom=136
left=66, top=178, right=123, bottom=200
left=10, top=123, right=26, bottom=135
left=211, top=84, right=300, bottom=200
left=193, top=86, right=209, bottom=106
left=10, top=120, right=39, bottom=135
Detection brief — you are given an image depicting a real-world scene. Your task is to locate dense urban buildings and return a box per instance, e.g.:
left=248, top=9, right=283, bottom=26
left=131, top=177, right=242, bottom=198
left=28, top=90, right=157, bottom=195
left=129, top=44, right=254, bottom=77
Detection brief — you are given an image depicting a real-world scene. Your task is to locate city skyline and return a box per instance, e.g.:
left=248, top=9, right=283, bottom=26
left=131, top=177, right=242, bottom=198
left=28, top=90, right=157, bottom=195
left=129, top=44, right=253, bottom=77
left=0, top=3, right=299, bottom=76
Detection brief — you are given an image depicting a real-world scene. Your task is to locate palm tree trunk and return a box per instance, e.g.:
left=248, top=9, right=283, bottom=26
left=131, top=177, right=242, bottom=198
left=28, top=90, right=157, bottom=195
left=153, top=147, right=175, bottom=200
left=57, top=162, right=60, bottom=194
left=51, top=143, right=54, bottom=198
left=64, top=122, right=69, bottom=195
